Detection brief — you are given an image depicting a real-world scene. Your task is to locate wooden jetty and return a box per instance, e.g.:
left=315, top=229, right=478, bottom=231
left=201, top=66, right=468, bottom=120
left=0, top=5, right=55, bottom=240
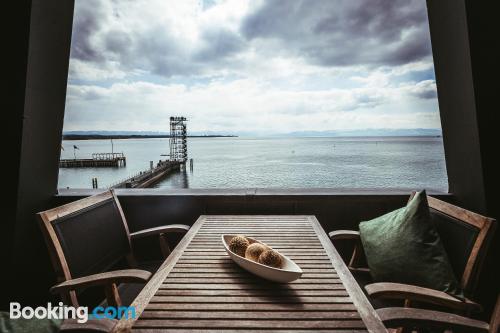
left=59, top=153, right=126, bottom=168
left=109, top=160, right=181, bottom=189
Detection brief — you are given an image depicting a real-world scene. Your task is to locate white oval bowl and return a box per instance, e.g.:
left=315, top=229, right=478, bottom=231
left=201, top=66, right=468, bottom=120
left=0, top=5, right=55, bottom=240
left=221, top=234, right=303, bottom=283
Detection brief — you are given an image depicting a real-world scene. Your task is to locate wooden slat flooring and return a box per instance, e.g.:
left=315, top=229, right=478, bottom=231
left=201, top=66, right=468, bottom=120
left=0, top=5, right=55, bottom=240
left=113, top=216, right=386, bottom=333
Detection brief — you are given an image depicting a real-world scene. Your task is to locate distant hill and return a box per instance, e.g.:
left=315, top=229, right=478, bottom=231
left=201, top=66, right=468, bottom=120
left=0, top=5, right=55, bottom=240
left=64, top=131, right=169, bottom=136
left=62, top=128, right=441, bottom=140
left=62, top=131, right=237, bottom=140
left=63, top=130, right=238, bottom=136
left=279, top=128, right=442, bottom=137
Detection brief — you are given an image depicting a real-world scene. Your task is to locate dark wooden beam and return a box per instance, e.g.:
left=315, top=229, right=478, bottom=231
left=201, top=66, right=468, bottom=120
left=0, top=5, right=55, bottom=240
left=9, top=0, right=74, bottom=307
left=427, top=0, right=500, bottom=320
left=463, top=0, right=500, bottom=321
left=426, top=0, right=486, bottom=213
left=2, top=0, right=33, bottom=309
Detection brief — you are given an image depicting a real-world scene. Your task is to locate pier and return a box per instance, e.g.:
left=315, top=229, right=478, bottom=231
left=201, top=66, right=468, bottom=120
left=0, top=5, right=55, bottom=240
left=60, top=152, right=126, bottom=168
left=78, top=117, right=189, bottom=189
left=105, top=117, right=189, bottom=189
left=109, top=160, right=181, bottom=189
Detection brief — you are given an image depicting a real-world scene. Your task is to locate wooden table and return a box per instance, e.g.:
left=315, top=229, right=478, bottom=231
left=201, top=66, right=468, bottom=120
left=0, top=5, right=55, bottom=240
left=113, top=215, right=387, bottom=333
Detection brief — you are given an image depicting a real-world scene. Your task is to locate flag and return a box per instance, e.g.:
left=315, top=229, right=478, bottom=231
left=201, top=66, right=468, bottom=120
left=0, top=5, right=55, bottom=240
left=73, top=145, right=79, bottom=150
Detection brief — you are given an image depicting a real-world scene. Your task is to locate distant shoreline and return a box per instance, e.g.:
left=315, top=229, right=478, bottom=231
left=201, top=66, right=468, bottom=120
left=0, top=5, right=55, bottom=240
left=62, top=134, right=441, bottom=141
left=62, top=134, right=238, bottom=140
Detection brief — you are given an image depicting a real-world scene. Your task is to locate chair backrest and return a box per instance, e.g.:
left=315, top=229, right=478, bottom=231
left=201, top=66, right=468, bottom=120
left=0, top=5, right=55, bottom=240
left=37, top=190, right=133, bottom=288
left=490, top=295, right=500, bottom=333
left=409, top=192, right=496, bottom=297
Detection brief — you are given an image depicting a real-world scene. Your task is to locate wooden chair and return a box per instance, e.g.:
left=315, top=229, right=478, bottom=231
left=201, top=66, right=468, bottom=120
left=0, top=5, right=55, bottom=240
left=377, top=294, right=500, bottom=333
left=329, top=192, right=496, bottom=314
left=37, top=190, right=190, bottom=307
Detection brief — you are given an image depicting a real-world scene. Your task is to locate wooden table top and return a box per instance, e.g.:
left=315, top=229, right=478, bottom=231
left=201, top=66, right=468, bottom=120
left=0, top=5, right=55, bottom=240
left=113, top=215, right=387, bottom=333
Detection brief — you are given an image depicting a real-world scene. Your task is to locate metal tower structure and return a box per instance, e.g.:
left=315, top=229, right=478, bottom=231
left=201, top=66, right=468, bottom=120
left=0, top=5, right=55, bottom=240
left=169, top=116, right=187, bottom=163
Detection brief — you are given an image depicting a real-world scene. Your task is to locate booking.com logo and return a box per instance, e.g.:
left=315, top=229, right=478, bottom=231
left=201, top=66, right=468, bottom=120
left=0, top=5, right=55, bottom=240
left=10, top=302, right=136, bottom=323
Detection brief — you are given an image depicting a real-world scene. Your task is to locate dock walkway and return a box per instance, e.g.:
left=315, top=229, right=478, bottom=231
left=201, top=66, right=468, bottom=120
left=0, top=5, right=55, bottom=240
left=109, top=160, right=181, bottom=189
left=59, top=153, right=126, bottom=168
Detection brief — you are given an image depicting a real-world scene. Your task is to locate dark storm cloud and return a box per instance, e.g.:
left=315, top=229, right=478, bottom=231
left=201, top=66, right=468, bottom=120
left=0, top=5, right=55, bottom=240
left=70, top=0, right=247, bottom=78
left=70, top=0, right=434, bottom=80
left=194, top=28, right=246, bottom=61
left=104, top=30, right=132, bottom=55
left=70, top=0, right=108, bottom=62
left=133, top=26, right=245, bottom=77
left=241, top=0, right=432, bottom=67
left=415, top=89, right=437, bottom=99
left=122, top=24, right=197, bottom=77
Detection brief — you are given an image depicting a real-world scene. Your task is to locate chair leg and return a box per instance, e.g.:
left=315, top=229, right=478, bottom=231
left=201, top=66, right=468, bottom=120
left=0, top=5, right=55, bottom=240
left=349, top=240, right=362, bottom=268
left=159, top=234, right=171, bottom=258
left=104, top=283, right=122, bottom=307
left=62, top=290, right=79, bottom=307
left=397, top=299, right=413, bottom=333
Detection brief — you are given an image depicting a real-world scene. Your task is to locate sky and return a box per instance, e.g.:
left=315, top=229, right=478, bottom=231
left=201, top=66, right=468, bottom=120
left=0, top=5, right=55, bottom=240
left=63, top=0, right=441, bottom=135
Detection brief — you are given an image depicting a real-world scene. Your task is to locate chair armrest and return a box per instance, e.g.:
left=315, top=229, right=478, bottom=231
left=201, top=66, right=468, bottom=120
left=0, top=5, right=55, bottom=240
left=328, top=230, right=368, bottom=273
left=365, top=282, right=482, bottom=312
left=376, top=307, right=489, bottom=333
left=50, top=269, right=152, bottom=295
left=130, top=224, right=190, bottom=259
left=328, top=230, right=360, bottom=241
left=60, top=318, right=117, bottom=332
left=130, top=224, right=190, bottom=239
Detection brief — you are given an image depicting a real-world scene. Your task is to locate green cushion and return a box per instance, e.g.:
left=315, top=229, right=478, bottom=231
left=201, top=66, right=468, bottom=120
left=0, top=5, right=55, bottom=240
left=359, top=190, right=463, bottom=297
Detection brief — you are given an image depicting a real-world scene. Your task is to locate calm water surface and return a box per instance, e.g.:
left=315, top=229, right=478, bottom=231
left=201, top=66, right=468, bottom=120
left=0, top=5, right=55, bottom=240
left=58, top=137, right=448, bottom=191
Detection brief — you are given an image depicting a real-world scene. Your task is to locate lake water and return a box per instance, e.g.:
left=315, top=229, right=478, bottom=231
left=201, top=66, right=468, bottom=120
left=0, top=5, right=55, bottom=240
left=58, top=137, right=448, bottom=191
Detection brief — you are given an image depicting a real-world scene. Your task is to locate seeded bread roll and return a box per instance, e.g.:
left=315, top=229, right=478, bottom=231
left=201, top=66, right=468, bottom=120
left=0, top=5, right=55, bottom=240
left=245, top=243, right=268, bottom=262
left=228, top=235, right=249, bottom=257
left=258, top=249, right=283, bottom=268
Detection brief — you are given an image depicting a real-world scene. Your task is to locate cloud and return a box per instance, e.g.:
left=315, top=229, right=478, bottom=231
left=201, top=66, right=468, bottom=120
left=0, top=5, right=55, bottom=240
left=406, top=80, right=438, bottom=99
left=241, top=0, right=432, bottom=67
left=65, top=0, right=440, bottom=134
left=70, top=0, right=433, bottom=80
left=69, top=0, right=250, bottom=80
left=64, top=78, right=440, bottom=133
left=70, top=0, right=110, bottom=63
left=194, top=28, right=245, bottom=61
